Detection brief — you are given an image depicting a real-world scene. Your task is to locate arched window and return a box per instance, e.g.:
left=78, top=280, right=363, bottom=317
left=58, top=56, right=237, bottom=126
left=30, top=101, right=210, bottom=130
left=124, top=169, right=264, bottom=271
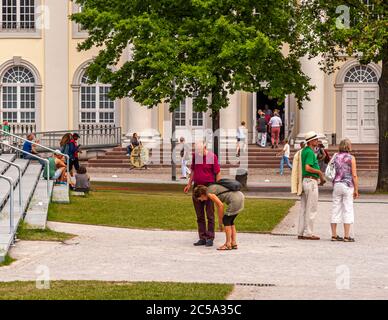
left=79, top=73, right=115, bottom=125
left=1, top=66, right=35, bottom=124
left=344, top=65, right=378, bottom=83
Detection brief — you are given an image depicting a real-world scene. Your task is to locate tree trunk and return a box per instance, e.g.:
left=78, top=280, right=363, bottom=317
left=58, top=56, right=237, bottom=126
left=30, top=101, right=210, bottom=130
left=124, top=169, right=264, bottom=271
left=171, top=110, right=177, bottom=181
left=376, top=46, right=388, bottom=192
left=212, top=110, right=220, bottom=158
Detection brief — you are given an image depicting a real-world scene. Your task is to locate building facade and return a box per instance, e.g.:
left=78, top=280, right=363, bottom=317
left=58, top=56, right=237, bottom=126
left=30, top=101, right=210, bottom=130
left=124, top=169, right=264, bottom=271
left=0, top=1, right=381, bottom=146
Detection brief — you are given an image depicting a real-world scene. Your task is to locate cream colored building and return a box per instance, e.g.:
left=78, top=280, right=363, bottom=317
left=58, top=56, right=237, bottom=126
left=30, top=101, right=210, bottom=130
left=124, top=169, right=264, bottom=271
left=0, top=1, right=380, bottom=146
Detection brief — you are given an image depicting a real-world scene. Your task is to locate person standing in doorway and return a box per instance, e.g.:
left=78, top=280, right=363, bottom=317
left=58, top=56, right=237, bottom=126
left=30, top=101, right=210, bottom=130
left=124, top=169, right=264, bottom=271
left=264, top=105, right=272, bottom=124
left=184, top=142, right=221, bottom=247
left=298, top=131, right=326, bottom=240
left=277, top=138, right=292, bottom=175
left=236, top=121, right=247, bottom=157
left=179, top=137, right=191, bottom=179
left=269, top=111, right=282, bottom=149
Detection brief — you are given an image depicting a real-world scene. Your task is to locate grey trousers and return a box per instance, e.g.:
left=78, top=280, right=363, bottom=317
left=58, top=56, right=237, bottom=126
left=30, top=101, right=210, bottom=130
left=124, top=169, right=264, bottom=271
left=298, top=178, right=319, bottom=237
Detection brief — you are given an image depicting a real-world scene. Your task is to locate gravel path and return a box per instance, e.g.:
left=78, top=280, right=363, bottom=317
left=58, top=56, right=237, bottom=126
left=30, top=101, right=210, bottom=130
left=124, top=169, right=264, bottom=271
left=1, top=200, right=387, bottom=299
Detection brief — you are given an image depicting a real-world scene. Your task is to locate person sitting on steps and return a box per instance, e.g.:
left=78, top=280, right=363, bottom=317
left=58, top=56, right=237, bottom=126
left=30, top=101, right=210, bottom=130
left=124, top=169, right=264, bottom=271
left=126, top=133, right=141, bottom=156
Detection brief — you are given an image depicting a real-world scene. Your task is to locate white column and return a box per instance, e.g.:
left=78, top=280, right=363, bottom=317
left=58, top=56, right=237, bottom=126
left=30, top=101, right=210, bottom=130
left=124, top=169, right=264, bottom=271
left=220, top=92, right=240, bottom=136
left=44, top=0, right=69, bottom=130
left=295, top=56, right=327, bottom=147
left=125, top=99, right=160, bottom=148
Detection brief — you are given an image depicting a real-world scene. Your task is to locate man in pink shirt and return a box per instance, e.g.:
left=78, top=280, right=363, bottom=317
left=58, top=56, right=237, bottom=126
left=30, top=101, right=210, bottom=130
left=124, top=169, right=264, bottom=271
left=184, top=142, right=221, bottom=247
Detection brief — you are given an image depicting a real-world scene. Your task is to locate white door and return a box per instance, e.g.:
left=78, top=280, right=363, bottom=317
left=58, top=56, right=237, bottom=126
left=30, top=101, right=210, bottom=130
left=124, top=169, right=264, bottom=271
left=343, top=87, right=378, bottom=143
left=175, top=98, right=205, bottom=143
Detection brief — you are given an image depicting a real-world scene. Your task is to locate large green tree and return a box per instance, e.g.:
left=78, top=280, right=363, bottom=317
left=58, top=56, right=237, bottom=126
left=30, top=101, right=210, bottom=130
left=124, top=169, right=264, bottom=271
left=297, top=0, right=388, bottom=191
left=71, top=0, right=314, bottom=156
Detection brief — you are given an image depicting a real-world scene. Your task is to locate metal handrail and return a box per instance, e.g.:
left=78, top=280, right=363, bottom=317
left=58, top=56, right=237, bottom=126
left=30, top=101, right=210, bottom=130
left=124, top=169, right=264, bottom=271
left=0, top=129, right=70, bottom=184
left=0, top=158, right=22, bottom=210
left=0, top=142, right=50, bottom=196
left=26, top=126, right=122, bottom=150
left=0, top=175, right=14, bottom=235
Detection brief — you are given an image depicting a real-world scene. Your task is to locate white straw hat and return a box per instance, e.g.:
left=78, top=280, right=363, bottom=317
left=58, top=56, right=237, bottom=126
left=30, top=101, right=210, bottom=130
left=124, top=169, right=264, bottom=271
left=304, top=131, right=319, bottom=143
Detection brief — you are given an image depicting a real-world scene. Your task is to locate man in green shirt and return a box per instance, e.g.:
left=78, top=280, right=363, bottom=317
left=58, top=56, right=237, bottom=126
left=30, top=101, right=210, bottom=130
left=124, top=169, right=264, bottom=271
left=298, top=131, right=326, bottom=240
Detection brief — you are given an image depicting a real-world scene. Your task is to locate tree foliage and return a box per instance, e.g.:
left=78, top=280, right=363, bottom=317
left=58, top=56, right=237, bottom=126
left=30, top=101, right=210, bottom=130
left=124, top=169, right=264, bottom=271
left=71, top=0, right=314, bottom=112
left=297, top=0, right=388, bottom=71
left=298, top=0, right=388, bottom=191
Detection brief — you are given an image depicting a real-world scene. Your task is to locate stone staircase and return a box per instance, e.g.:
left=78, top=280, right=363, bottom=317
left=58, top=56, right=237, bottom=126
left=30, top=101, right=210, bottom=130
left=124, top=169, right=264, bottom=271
left=85, top=144, right=379, bottom=171
left=0, top=153, right=69, bottom=262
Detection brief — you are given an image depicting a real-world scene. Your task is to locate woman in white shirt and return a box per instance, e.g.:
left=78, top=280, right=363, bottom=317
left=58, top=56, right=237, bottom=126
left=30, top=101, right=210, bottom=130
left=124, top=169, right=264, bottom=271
left=236, top=121, right=247, bottom=157
left=269, top=112, right=283, bottom=148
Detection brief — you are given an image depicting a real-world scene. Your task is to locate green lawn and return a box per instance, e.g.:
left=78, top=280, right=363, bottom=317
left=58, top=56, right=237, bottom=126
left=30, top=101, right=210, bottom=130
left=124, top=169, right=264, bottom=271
left=48, top=183, right=295, bottom=232
left=17, top=223, right=76, bottom=242
left=0, top=255, right=15, bottom=267
left=0, top=281, right=233, bottom=300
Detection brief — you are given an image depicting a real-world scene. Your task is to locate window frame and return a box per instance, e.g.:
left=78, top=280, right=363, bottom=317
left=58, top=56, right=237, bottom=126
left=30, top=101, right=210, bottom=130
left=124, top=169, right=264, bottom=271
left=79, top=74, right=116, bottom=125
left=0, top=0, right=41, bottom=38
left=1, top=65, right=36, bottom=124
left=72, top=2, right=88, bottom=39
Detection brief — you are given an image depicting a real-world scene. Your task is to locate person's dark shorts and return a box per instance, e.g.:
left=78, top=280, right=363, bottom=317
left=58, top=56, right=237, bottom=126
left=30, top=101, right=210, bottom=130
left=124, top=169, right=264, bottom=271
left=223, top=214, right=238, bottom=226
left=236, top=138, right=241, bottom=142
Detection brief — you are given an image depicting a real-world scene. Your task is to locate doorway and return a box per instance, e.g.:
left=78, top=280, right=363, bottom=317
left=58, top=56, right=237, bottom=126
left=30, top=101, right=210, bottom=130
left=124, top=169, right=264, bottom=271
left=342, top=87, right=378, bottom=143
left=256, top=91, right=286, bottom=142
left=174, top=98, right=205, bottom=143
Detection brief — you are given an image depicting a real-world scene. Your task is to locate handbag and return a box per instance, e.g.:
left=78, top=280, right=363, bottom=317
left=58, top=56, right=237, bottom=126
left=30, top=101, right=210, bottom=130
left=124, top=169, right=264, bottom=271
left=325, top=153, right=337, bottom=182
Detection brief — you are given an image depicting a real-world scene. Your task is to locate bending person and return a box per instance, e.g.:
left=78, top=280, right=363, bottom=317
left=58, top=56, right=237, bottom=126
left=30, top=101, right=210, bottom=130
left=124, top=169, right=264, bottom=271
left=194, top=184, right=244, bottom=251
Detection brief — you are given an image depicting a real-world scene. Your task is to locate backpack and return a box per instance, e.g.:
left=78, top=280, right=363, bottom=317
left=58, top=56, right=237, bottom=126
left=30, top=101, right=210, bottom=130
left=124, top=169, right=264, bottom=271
left=213, top=179, right=242, bottom=193
left=61, top=144, right=70, bottom=156
left=325, top=153, right=338, bottom=182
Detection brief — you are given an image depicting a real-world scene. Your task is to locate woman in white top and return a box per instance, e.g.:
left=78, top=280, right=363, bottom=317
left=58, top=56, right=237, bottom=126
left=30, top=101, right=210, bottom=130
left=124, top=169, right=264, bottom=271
left=179, top=137, right=191, bottom=179
left=277, top=138, right=292, bottom=175
left=236, top=121, right=247, bottom=157
left=269, top=112, right=283, bottom=148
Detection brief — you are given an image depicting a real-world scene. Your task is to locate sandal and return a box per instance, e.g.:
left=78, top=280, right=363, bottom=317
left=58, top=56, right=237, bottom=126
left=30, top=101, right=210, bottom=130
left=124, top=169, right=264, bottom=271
left=231, top=244, right=238, bottom=250
left=217, top=244, right=232, bottom=251
left=331, top=235, right=344, bottom=242
left=344, top=237, right=355, bottom=242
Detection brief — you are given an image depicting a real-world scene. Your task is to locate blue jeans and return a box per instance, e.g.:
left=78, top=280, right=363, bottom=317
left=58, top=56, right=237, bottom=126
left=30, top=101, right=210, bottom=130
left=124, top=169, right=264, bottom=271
left=23, top=154, right=46, bottom=166
left=280, top=156, right=292, bottom=175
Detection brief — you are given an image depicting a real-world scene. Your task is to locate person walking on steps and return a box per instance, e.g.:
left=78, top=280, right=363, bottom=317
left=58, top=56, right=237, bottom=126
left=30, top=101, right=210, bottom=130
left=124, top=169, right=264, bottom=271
left=277, top=138, right=292, bottom=175
left=236, top=121, right=247, bottom=157
left=269, top=111, right=282, bottom=149
left=256, top=112, right=267, bottom=147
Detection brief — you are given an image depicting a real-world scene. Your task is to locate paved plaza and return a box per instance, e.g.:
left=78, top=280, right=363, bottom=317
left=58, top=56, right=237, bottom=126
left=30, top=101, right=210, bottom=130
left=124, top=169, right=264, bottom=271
left=1, top=197, right=387, bottom=300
